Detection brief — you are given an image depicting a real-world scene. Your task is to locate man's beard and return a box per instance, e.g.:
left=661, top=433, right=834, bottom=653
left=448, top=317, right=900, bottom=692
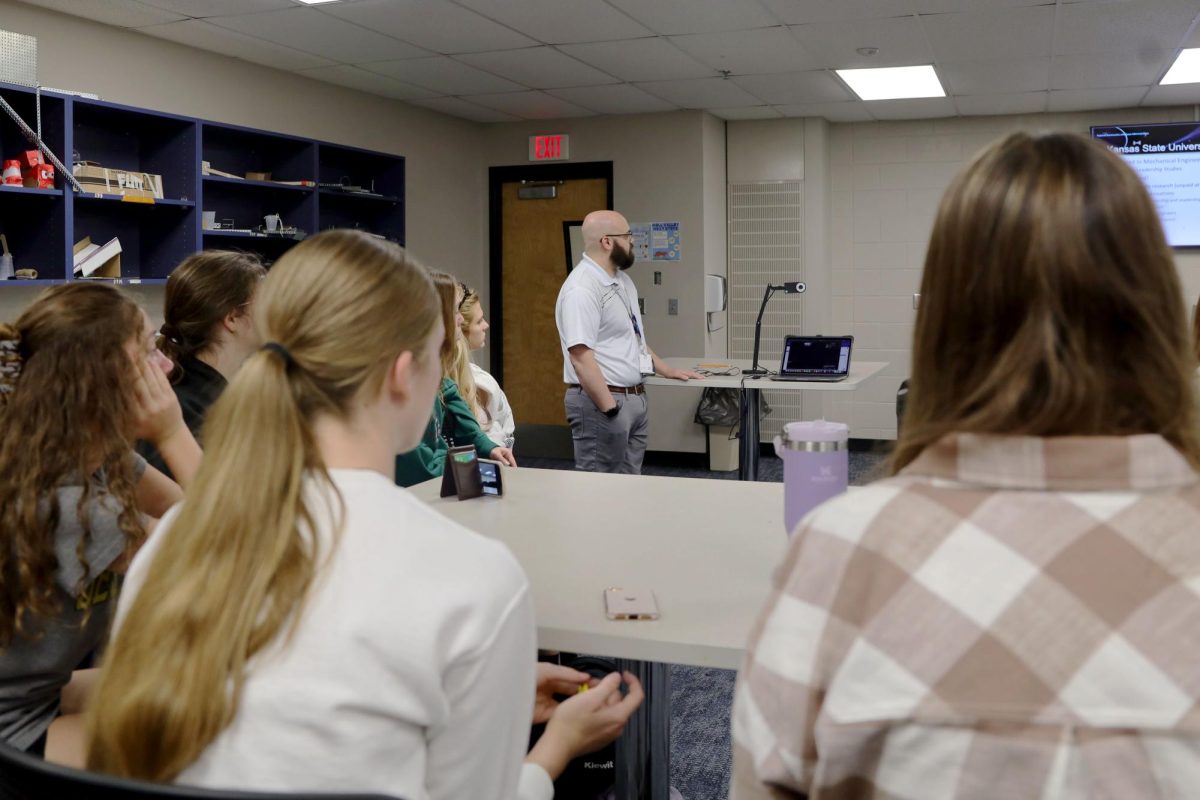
left=614, top=242, right=635, bottom=271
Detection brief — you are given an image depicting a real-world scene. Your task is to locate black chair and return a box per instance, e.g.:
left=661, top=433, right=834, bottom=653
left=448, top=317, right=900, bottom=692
left=0, top=743, right=400, bottom=800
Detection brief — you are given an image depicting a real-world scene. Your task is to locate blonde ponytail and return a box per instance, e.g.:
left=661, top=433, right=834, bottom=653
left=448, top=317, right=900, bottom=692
left=86, top=231, right=440, bottom=780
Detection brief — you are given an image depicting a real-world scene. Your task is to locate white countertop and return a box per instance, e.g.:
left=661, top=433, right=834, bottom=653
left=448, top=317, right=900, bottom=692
left=412, top=467, right=794, bottom=670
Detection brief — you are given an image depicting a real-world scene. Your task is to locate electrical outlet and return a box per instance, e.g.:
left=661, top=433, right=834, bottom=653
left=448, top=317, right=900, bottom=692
left=668, top=298, right=678, bottom=315
left=654, top=271, right=662, bottom=285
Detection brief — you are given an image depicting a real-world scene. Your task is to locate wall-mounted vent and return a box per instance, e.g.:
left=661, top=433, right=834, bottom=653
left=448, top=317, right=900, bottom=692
left=728, top=180, right=804, bottom=441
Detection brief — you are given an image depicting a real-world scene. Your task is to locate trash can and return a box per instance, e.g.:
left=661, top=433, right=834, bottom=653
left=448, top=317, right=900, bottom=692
left=707, top=424, right=739, bottom=471
left=773, top=420, right=849, bottom=535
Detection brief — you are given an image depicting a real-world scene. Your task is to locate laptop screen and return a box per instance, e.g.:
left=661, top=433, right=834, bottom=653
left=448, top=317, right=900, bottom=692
left=780, top=336, right=853, bottom=375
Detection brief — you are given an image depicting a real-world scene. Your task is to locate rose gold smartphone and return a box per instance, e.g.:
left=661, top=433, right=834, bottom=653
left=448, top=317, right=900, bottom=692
left=604, top=587, right=660, bottom=620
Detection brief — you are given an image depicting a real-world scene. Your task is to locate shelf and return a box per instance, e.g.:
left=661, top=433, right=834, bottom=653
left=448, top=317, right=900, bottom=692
left=319, top=188, right=400, bottom=203
left=1, top=279, right=64, bottom=286
left=203, top=230, right=305, bottom=240
left=0, top=185, right=64, bottom=198
left=204, top=175, right=314, bottom=192
left=74, top=193, right=195, bottom=207
left=0, top=79, right=402, bottom=284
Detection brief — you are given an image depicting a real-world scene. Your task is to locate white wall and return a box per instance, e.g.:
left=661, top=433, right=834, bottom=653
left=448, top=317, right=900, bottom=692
left=826, top=107, right=1200, bottom=439
left=0, top=0, right=485, bottom=325
left=481, top=111, right=726, bottom=453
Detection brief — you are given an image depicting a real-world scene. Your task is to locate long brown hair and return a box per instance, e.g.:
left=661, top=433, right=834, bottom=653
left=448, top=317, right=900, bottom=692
left=427, top=271, right=486, bottom=419
left=458, top=284, right=492, bottom=422
left=893, top=132, right=1200, bottom=472
left=159, top=250, right=265, bottom=375
left=0, top=284, right=146, bottom=646
left=86, top=231, right=440, bottom=781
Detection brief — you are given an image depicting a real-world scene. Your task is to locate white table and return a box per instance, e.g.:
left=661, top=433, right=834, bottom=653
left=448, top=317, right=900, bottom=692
left=412, top=467, right=790, bottom=799
left=646, top=358, right=887, bottom=481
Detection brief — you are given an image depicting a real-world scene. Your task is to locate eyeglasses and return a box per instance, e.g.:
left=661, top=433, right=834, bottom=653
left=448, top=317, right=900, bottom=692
left=604, top=232, right=634, bottom=239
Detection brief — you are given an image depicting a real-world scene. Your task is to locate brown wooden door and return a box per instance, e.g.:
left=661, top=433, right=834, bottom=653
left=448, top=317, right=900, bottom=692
left=501, top=178, right=608, bottom=426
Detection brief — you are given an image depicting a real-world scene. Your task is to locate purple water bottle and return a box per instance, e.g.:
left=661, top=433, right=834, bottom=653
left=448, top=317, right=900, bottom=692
left=773, top=420, right=849, bottom=535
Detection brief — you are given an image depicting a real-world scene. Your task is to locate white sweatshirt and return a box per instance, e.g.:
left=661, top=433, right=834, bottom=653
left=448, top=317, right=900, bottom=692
left=470, top=363, right=516, bottom=449
left=116, top=468, right=552, bottom=800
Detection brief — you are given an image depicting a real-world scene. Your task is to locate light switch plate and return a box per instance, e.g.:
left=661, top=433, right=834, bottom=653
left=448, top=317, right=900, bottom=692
left=668, top=298, right=678, bottom=315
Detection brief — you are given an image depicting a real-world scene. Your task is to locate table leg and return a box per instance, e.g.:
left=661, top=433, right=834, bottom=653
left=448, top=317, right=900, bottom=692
left=738, top=387, right=761, bottom=481
left=613, top=659, right=671, bottom=800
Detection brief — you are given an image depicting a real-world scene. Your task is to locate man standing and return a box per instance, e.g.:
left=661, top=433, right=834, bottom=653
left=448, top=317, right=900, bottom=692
left=556, top=210, right=703, bottom=474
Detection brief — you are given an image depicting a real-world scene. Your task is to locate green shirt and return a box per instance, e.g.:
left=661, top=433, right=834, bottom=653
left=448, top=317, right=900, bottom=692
left=394, top=378, right=500, bottom=488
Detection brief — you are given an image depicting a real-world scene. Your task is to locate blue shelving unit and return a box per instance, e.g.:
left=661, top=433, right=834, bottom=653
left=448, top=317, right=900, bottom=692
left=0, top=80, right=405, bottom=284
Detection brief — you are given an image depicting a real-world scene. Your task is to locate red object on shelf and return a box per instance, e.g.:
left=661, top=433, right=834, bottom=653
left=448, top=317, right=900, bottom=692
left=1, top=160, right=21, bottom=185
left=17, top=151, right=53, bottom=189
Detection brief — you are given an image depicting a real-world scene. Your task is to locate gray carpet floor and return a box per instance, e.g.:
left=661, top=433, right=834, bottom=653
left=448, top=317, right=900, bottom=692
left=521, top=449, right=890, bottom=800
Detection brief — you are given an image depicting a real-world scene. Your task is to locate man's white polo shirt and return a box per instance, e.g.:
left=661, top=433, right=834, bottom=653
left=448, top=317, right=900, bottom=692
left=556, top=254, right=647, bottom=387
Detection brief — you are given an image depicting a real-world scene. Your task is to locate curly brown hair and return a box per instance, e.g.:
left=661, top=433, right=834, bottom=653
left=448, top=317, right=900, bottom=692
left=0, top=283, right=148, bottom=647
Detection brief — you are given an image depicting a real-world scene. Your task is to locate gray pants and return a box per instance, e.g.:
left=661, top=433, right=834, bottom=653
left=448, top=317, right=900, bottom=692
left=564, top=386, right=649, bottom=474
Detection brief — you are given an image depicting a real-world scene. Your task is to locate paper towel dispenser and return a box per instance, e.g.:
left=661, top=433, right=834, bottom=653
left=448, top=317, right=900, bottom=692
left=705, top=274, right=726, bottom=313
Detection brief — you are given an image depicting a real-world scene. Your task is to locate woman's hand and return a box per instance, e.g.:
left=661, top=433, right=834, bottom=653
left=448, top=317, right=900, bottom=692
left=489, top=447, right=517, bottom=467
left=524, top=672, right=644, bottom=781
left=532, top=663, right=594, bottom=725
left=132, top=357, right=184, bottom=445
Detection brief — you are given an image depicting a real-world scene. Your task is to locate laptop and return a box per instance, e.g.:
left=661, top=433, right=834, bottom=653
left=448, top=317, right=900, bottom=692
left=770, top=335, right=853, bottom=382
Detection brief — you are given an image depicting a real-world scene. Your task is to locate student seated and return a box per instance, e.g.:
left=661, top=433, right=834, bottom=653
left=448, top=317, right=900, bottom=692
left=732, top=133, right=1200, bottom=798
left=85, top=231, right=641, bottom=799
left=394, top=270, right=516, bottom=487
left=459, top=282, right=516, bottom=449
left=138, top=250, right=265, bottom=478
left=0, top=283, right=199, bottom=764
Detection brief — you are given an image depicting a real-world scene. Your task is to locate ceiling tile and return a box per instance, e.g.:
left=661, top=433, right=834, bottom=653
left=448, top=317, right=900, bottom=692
left=637, top=77, right=765, bottom=107
left=760, top=0, right=915, bottom=25
left=363, top=57, right=525, bottom=94
left=17, top=0, right=185, bottom=27
left=1053, top=1, right=1200, bottom=56
left=137, top=0, right=292, bottom=17
left=668, top=27, right=824, bottom=74
left=913, top=0, right=1052, bottom=11
left=1050, top=51, right=1173, bottom=90
left=776, top=101, right=875, bottom=121
left=558, top=38, right=714, bottom=82
left=139, top=19, right=335, bottom=71
left=954, top=91, right=1048, bottom=115
left=867, top=97, right=957, bottom=119
left=709, top=106, right=785, bottom=119
left=407, top=96, right=521, bottom=122
left=1047, top=87, right=1148, bottom=112
left=319, top=0, right=538, bottom=54
left=452, top=0, right=653, bottom=44
left=606, top=0, right=782, bottom=35
left=461, top=90, right=597, bottom=119
left=546, top=84, right=678, bottom=114
left=939, top=57, right=1050, bottom=94
left=731, top=71, right=852, bottom=104
left=922, top=6, right=1055, bottom=61
left=295, top=65, right=438, bottom=101
left=788, top=16, right=933, bottom=68
left=206, top=7, right=430, bottom=63
left=457, top=47, right=618, bottom=89
left=1142, top=84, right=1200, bottom=107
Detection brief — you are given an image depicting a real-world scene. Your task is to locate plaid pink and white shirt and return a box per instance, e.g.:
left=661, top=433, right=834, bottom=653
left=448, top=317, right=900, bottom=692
left=732, top=434, right=1200, bottom=800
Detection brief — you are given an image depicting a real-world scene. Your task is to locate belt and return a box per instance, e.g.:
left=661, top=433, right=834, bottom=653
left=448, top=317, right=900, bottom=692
left=569, top=383, right=645, bottom=395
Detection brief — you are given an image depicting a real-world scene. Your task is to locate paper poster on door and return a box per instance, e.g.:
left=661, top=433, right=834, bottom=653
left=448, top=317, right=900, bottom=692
left=630, top=222, right=681, bottom=262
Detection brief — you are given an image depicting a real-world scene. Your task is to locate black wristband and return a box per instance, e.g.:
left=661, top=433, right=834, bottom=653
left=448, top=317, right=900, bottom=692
left=602, top=405, right=620, bottom=419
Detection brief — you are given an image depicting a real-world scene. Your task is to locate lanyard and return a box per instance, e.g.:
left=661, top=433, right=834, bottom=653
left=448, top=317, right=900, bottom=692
left=613, top=282, right=643, bottom=344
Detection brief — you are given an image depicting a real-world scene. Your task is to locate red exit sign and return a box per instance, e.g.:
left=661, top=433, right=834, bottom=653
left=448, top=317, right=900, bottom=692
left=529, top=134, right=570, bottom=161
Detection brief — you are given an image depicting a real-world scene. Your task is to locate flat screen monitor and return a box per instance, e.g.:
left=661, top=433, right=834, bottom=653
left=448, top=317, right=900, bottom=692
left=1091, top=122, right=1200, bottom=247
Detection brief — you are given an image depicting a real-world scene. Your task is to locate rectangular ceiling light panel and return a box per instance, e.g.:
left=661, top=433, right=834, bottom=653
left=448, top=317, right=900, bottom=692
left=836, top=64, right=945, bottom=100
